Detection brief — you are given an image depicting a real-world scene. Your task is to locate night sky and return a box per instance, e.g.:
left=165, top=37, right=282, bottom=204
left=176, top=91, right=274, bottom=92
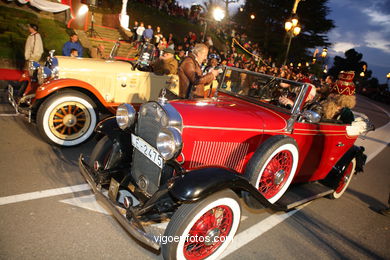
left=178, top=0, right=390, bottom=84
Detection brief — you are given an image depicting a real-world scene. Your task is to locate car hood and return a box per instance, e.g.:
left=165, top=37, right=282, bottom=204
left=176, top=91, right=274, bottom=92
left=170, top=95, right=289, bottom=132
left=56, top=56, right=132, bottom=76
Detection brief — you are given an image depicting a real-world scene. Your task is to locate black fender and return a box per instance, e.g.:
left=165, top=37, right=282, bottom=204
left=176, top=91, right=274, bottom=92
left=321, top=145, right=366, bottom=189
left=95, top=116, right=122, bottom=139
left=168, top=167, right=280, bottom=210
left=94, top=116, right=133, bottom=166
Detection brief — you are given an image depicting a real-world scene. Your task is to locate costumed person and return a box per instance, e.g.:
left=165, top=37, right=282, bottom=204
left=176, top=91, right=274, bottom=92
left=178, top=43, right=219, bottom=99
left=152, top=48, right=178, bottom=76
left=62, top=33, right=83, bottom=57
left=322, top=71, right=356, bottom=124
left=24, top=23, right=43, bottom=63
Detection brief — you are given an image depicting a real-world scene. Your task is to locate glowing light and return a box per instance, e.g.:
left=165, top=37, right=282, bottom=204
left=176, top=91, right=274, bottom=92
left=285, top=21, right=292, bottom=31
left=293, top=26, right=301, bottom=36
left=291, top=18, right=298, bottom=26
left=250, top=14, right=255, bottom=20
left=78, top=4, right=89, bottom=16
left=239, top=7, right=243, bottom=12
left=213, top=7, right=225, bottom=21
left=321, top=48, right=328, bottom=58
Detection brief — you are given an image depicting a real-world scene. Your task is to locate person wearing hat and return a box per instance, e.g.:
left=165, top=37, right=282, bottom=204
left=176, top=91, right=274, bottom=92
left=321, top=71, right=356, bottom=124
left=24, top=23, right=43, bottom=63
left=152, top=48, right=178, bottom=76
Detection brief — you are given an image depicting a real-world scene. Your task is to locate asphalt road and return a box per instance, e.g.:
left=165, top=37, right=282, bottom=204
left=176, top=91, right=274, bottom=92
left=0, top=85, right=389, bottom=260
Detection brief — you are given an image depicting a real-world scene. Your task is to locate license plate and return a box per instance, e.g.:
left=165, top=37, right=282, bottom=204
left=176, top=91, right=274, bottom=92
left=131, top=134, right=163, bottom=168
left=108, top=178, right=120, bottom=202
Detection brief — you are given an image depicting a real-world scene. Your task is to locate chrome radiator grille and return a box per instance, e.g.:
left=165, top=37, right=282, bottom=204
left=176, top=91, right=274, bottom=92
left=132, top=103, right=165, bottom=196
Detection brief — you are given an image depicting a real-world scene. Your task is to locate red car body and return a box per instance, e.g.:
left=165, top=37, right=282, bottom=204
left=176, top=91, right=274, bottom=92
left=170, top=92, right=356, bottom=184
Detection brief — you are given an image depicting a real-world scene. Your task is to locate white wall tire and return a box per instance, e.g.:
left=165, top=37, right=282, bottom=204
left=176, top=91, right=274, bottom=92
left=37, top=91, right=97, bottom=147
left=244, top=136, right=299, bottom=205
left=329, top=159, right=356, bottom=199
left=162, top=190, right=241, bottom=260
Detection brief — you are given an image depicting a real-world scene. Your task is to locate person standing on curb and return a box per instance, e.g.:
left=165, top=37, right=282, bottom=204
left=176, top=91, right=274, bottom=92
left=24, top=23, right=43, bottom=63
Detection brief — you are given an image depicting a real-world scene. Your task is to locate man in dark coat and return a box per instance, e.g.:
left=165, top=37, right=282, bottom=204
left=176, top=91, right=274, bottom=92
left=178, top=43, right=219, bottom=98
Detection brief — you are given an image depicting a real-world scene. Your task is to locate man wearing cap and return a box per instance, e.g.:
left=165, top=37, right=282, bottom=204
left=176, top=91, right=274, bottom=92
left=62, top=33, right=83, bottom=57
left=25, top=24, right=43, bottom=62
left=152, top=48, right=178, bottom=76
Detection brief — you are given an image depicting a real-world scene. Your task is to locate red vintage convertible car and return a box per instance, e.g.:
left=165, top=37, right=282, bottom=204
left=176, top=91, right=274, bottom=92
left=79, top=66, right=372, bottom=259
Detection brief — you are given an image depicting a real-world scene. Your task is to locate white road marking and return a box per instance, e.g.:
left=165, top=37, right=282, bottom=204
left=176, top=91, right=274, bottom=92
left=0, top=184, right=91, bottom=206
left=355, top=101, right=390, bottom=163
left=59, top=194, right=110, bottom=215
left=221, top=209, right=299, bottom=258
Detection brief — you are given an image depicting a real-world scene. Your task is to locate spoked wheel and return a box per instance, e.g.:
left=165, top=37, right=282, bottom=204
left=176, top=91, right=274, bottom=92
left=162, top=190, right=241, bottom=260
left=258, top=149, right=294, bottom=200
left=48, top=102, right=91, bottom=138
left=37, top=90, right=97, bottom=147
left=244, top=135, right=299, bottom=206
left=329, top=159, right=356, bottom=199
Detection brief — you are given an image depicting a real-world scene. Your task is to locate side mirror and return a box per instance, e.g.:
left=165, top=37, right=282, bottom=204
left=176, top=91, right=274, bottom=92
left=300, top=110, right=321, bottom=123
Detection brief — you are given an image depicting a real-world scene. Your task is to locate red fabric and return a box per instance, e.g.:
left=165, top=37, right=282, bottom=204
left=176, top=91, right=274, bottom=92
left=331, top=71, right=356, bottom=96
left=0, top=69, right=24, bottom=81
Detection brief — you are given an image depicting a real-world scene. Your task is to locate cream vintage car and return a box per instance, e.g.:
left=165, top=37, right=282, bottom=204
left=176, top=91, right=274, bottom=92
left=8, top=44, right=179, bottom=147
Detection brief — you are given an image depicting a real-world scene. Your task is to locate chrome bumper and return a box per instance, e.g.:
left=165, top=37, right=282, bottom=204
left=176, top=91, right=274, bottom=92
left=78, top=155, right=160, bottom=250
left=7, top=84, right=33, bottom=122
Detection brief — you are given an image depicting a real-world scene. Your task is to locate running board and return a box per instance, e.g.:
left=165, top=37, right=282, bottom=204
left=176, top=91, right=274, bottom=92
left=276, top=182, right=334, bottom=210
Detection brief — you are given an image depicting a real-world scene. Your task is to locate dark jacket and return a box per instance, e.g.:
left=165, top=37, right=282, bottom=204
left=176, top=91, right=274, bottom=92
left=178, top=53, right=215, bottom=98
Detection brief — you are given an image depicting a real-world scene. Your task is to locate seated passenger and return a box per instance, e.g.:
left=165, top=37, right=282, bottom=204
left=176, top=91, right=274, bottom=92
left=278, top=84, right=322, bottom=114
left=321, top=71, right=356, bottom=124
left=152, top=48, right=178, bottom=75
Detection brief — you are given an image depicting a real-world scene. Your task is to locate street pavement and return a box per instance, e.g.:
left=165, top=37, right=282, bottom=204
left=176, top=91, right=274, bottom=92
left=0, top=86, right=389, bottom=259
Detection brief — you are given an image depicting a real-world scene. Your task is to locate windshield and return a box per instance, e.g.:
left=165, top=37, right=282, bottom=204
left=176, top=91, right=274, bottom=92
left=218, top=67, right=305, bottom=112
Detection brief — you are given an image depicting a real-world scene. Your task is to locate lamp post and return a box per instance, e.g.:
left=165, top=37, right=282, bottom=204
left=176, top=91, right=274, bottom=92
left=283, top=16, right=301, bottom=65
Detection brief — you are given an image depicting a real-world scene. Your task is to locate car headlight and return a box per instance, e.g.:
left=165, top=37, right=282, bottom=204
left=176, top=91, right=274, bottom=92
left=156, top=127, right=182, bottom=160
left=116, top=103, right=136, bottom=130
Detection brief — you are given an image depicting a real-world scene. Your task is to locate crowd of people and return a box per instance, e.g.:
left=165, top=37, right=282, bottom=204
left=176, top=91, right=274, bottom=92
left=23, top=13, right=356, bottom=125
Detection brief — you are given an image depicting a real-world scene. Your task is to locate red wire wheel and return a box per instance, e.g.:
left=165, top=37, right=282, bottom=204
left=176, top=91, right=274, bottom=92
left=183, top=205, right=233, bottom=259
left=244, top=136, right=299, bottom=206
left=258, top=150, right=293, bottom=199
left=162, top=190, right=241, bottom=260
left=330, top=159, right=356, bottom=199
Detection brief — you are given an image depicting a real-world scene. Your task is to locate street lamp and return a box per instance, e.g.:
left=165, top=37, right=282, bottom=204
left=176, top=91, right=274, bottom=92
left=200, top=7, right=225, bottom=42
left=213, top=7, right=225, bottom=21
left=283, top=16, right=301, bottom=65
left=250, top=14, right=255, bottom=20
left=321, top=48, right=327, bottom=58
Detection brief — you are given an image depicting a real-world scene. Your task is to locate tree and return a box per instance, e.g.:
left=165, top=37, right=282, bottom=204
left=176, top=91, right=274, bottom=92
left=233, top=0, right=334, bottom=64
left=328, top=49, right=372, bottom=79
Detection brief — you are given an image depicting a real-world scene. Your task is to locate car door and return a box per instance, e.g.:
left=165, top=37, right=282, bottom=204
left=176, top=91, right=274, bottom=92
left=113, top=71, right=179, bottom=104
left=291, top=121, right=357, bottom=183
